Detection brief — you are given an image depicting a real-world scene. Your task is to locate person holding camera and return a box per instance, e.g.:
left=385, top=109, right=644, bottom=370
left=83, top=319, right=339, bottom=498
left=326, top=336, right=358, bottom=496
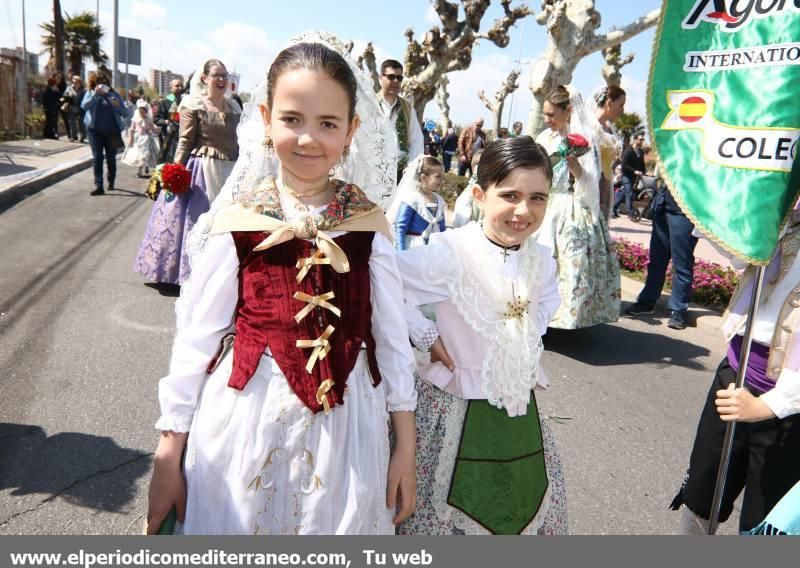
left=81, top=71, right=130, bottom=195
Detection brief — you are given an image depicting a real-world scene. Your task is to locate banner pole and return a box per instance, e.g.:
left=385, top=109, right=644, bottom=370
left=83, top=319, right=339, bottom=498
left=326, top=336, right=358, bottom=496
left=707, top=265, right=766, bottom=534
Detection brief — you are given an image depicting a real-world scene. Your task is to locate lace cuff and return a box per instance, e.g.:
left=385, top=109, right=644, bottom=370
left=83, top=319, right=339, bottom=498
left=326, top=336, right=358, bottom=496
left=155, top=414, right=193, bottom=433
left=388, top=401, right=417, bottom=413
left=413, top=325, right=440, bottom=353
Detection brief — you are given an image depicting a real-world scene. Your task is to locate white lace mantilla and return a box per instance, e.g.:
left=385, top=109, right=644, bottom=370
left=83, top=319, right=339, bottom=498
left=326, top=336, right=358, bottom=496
left=424, top=223, right=545, bottom=415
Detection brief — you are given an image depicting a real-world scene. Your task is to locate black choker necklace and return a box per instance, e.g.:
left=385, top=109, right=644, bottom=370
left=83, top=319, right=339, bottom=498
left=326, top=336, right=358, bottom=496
left=484, top=234, right=520, bottom=252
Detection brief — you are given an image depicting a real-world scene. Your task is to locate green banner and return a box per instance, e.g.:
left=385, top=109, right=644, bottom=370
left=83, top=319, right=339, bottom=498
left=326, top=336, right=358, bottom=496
left=648, top=0, right=800, bottom=263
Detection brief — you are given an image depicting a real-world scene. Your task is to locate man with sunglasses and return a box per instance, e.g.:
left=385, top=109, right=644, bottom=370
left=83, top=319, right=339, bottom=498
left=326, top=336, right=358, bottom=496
left=613, top=134, right=647, bottom=219
left=378, top=59, right=424, bottom=181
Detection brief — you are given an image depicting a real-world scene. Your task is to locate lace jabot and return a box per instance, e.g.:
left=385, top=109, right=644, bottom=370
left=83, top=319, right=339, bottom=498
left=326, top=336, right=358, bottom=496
left=424, top=223, right=545, bottom=416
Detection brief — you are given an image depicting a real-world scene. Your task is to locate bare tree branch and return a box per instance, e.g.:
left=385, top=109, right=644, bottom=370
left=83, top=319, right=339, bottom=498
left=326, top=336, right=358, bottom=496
left=477, top=69, right=520, bottom=135
left=525, top=0, right=660, bottom=135
left=581, top=9, right=660, bottom=56
left=356, top=41, right=380, bottom=93
left=601, top=43, right=635, bottom=87
left=402, top=0, right=532, bottom=123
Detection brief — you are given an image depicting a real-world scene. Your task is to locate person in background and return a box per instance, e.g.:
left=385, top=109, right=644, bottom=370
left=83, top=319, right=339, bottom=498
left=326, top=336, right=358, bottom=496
left=587, top=85, right=626, bottom=220
left=441, top=127, right=458, bottom=173
left=534, top=84, right=620, bottom=329
left=613, top=134, right=646, bottom=219
left=457, top=117, right=486, bottom=177
left=134, top=58, right=241, bottom=285
left=156, top=79, right=184, bottom=163
left=377, top=58, right=424, bottom=180
left=625, top=184, right=698, bottom=330
left=63, top=75, right=86, bottom=142
left=42, top=77, right=61, bottom=139
left=81, top=71, right=129, bottom=195
left=54, top=71, right=69, bottom=138
left=511, top=121, right=523, bottom=137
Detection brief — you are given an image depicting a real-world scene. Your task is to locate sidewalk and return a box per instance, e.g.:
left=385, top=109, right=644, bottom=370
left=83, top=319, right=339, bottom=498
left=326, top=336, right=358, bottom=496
left=0, top=138, right=93, bottom=209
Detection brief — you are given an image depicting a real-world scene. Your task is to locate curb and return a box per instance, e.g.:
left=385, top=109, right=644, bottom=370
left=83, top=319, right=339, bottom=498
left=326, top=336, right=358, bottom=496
left=0, top=156, right=93, bottom=212
left=620, top=274, right=723, bottom=334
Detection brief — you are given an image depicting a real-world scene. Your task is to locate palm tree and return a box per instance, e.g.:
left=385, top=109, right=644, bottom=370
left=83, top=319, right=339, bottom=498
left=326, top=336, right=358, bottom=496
left=615, top=112, right=646, bottom=150
left=40, top=11, right=107, bottom=76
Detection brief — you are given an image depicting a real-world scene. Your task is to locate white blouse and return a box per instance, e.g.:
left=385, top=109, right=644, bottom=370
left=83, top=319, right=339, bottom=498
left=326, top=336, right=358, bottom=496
left=156, top=202, right=417, bottom=432
left=397, top=227, right=561, bottom=401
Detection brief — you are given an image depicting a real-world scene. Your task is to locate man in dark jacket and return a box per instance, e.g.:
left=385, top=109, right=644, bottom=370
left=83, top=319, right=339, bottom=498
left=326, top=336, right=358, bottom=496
left=155, top=79, right=184, bottom=163
left=441, top=127, right=458, bottom=173
left=613, top=134, right=646, bottom=218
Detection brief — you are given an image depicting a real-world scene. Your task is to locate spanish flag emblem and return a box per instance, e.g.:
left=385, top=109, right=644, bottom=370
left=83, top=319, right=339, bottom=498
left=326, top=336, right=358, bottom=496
left=678, top=96, right=707, bottom=123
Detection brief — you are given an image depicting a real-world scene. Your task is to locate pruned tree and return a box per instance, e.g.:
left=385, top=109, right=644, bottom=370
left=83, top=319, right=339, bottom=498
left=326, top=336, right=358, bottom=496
left=601, top=43, right=634, bottom=88
left=356, top=42, right=381, bottom=93
left=477, top=69, right=520, bottom=136
left=402, top=0, right=532, bottom=125
left=436, top=74, right=452, bottom=130
left=525, top=0, right=659, bottom=135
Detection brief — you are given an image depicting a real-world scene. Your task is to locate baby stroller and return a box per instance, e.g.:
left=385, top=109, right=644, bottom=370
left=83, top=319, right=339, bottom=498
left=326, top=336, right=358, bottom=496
left=626, top=174, right=658, bottom=223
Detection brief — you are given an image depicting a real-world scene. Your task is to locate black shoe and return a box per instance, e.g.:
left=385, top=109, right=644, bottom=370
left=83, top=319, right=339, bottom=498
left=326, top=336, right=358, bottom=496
left=625, top=301, right=655, bottom=316
left=668, top=310, right=688, bottom=330
left=612, top=211, right=620, bottom=219
left=90, top=187, right=105, bottom=196
left=107, top=180, right=115, bottom=191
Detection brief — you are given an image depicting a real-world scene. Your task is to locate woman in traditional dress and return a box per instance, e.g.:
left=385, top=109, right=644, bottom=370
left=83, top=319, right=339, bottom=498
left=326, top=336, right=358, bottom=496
left=534, top=85, right=621, bottom=329
left=134, top=59, right=241, bottom=285
left=587, top=86, right=626, bottom=220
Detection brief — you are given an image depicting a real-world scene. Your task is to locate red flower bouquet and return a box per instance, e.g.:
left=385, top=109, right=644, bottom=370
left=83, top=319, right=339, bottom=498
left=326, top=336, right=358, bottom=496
left=550, top=133, right=592, bottom=165
left=147, top=163, right=191, bottom=202
left=160, top=163, right=191, bottom=195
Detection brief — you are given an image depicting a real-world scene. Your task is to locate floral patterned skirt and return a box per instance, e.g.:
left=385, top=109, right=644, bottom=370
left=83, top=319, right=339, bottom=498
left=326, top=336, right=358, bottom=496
left=536, top=192, right=621, bottom=329
left=397, top=377, right=568, bottom=535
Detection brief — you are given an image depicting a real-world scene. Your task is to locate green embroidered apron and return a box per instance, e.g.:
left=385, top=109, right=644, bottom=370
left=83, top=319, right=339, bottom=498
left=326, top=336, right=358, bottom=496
left=447, top=395, right=548, bottom=535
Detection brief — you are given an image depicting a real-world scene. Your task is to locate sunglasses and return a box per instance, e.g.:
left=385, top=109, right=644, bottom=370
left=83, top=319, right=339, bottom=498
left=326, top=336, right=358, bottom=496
left=382, top=73, right=403, bottom=82
left=208, top=73, right=230, bottom=80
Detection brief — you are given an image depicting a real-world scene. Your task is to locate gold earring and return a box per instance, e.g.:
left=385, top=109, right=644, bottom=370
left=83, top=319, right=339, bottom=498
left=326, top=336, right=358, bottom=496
left=338, top=146, right=350, bottom=166
left=263, top=135, right=274, bottom=155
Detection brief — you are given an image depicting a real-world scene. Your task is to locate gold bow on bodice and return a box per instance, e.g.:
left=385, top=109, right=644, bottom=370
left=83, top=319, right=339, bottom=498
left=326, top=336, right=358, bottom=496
left=210, top=202, right=392, bottom=276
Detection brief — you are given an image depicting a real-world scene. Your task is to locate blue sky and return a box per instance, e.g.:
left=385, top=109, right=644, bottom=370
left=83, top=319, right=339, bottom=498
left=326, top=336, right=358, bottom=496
left=1, top=0, right=662, bottom=127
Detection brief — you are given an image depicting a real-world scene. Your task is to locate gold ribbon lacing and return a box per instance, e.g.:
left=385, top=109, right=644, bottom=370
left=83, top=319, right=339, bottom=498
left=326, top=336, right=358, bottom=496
left=252, top=217, right=351, bottom=278
left=296, top=325, right=335, bottom=373
left=296, top=254, right=332, bottom=283
left=293, top=291, right=341, bottom=323
left=316, top=378, right=335, bottom=415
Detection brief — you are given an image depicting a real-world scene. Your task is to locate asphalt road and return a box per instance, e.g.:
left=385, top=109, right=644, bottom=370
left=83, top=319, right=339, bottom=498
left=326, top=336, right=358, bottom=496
left=0, top=164, right=739, bottom=535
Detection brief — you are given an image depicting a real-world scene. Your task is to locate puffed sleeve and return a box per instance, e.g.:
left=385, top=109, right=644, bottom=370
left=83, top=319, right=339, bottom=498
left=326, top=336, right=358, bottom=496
left=369, top=232, right=417, bottom=412
left=173, top=107, right=199, bottom=165
left=535, top=249, right=562, bottom=336
left=155, top=232, right=240, bottom=432
left=393, top=203, right=414, bottom=251
left=394, top=243, right=451, bottom=350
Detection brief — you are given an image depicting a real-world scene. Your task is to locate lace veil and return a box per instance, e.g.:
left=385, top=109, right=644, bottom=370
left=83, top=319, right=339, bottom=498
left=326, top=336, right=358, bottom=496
left=177, top=31, right=397, bottom=329
left=386, top=154, right=425, bottom=222
left=555, top=87, right=602, bottom=221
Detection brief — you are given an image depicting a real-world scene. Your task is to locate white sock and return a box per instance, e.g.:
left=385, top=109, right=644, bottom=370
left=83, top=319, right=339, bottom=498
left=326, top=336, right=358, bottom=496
left=680, top=506, right=715, bottom=535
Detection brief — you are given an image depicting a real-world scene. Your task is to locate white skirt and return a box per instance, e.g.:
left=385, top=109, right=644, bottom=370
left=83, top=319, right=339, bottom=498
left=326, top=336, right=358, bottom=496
left=182, top=348, right=395, bottom=535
